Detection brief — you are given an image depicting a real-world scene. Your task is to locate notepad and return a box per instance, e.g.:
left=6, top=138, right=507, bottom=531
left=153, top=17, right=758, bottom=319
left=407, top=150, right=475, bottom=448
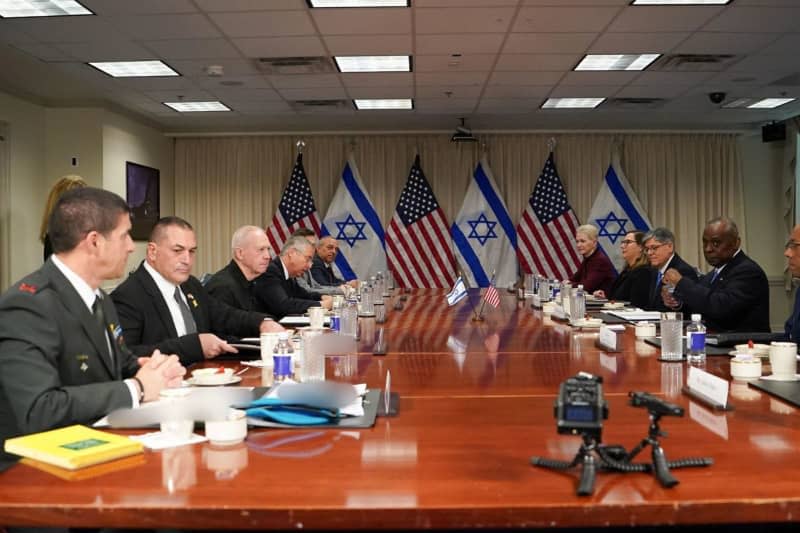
left=4, top=424, right=144, bottom=470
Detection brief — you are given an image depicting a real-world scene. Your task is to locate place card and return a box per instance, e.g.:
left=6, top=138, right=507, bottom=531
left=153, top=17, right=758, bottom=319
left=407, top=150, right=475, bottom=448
left=597, top=324, right=625, bottom=352
left=684, top=366, right=731, bottom=410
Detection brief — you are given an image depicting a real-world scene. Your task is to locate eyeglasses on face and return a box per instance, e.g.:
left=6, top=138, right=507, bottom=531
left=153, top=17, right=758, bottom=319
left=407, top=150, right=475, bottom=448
left=644, top=243, right=667, bottom=254
left=620, top=239, right=636, bottom=246
left=785, top=240, right=800, bottom=251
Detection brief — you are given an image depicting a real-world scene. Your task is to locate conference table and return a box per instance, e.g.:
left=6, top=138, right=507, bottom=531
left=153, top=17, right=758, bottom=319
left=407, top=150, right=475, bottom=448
left=1, top=289, right=799, bottom=530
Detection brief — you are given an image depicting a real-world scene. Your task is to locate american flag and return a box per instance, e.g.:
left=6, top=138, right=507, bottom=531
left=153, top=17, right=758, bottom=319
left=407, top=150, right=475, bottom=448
left=516, top=153, right=581, bottom=280
left=483, top=283, right=500, bottom=308
left=266, top=153, right=321, bottom=254
left=386, top=155, right=456, bottom=288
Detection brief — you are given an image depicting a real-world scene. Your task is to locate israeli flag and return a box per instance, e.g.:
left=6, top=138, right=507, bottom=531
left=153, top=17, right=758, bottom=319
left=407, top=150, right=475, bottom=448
left=586, top=156, right=652, bottom=272
left=321, top=156, right=387, bottom=280
left=446, top=276, right=467, bottom=306
left=451, top=158, right=517, bottom=288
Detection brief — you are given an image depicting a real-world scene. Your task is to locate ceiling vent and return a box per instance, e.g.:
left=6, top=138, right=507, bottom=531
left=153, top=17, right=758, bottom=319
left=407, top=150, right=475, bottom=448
left=290, top=99, right=350, bottom=111
left=651, top=54, right=739, bottom=72
left=605, top=97, right=667, bottom=109
left=255, top=56, right=334, bottom=75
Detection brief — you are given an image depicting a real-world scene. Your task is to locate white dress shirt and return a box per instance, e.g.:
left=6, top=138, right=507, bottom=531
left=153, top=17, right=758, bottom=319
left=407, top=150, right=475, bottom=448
left=143, top=261, right=192, bottom=336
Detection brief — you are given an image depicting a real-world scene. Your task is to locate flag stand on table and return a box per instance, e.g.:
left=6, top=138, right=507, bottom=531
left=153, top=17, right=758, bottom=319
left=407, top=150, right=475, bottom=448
left=446, top=276, right=467, bottom=307
left=476, top=271, right=500, bottom=320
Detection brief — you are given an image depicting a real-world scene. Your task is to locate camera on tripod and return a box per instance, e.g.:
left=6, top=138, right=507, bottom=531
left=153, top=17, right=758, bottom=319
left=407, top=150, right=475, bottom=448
left=554, top=372, right=608, bottom=439
left=628, top=391, right=684, bottom=417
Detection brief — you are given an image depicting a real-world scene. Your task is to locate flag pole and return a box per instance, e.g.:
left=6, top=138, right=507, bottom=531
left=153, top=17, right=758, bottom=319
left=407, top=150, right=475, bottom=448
left=457, top=266, right=481, bottom=321
left=476, top=270, right=495, bottom=320
left=296, top=139, right=305, bottom=155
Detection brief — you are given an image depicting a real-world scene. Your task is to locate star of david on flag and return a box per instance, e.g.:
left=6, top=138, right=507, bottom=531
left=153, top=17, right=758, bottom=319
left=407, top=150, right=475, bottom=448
left=321, top=156, right=386, bottom=280
left=586, top=156, right=652, bottom=272
left=266, top=153, right=321, bottom=255
left=451, top=157, right=517, bottom=288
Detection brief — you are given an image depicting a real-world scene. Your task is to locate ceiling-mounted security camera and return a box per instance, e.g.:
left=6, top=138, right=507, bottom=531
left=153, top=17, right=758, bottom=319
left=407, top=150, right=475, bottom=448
left=451, top=118, right=477, bottom=143
left=708, top=92, right=726, bottom=104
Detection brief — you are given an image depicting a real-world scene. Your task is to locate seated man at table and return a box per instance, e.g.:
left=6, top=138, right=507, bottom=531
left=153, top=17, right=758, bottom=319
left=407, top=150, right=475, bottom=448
left=642, top=227, right=699, bottom=311
left=0, top=188, right=184, bottom=470
left=292, top=228, right=346, bottom=296
left=311, top=235, right=358, bottom=288
left=112, top=217, right=283, bottom=366
left=206, top=225, right=271, bottom=311
left=254, top=235, right=332, bottom=319
left=663, top=217, right=769, bottom=332
left=783, top=224, right=800, bottom=341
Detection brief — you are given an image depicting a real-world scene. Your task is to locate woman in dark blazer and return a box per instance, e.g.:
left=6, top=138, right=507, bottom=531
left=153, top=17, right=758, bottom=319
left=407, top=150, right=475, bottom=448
left=594, top=230, right=651, bottom=308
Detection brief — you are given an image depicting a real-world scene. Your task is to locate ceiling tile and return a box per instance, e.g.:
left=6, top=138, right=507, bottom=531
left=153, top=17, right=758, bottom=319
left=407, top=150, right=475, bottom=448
left=416, top=0, right=518, bottom=6
left=674, top=32, right=778, bottom=55
left=758, top=34, right=800, bottom=55
left=232, top=36, right=326, bottom=58
left=415, top=85, right=483, bottom=97
left=614, top=85, right=691, bottom=99
left=82, top=0, right=197, bottom=14
left=630, top=71, right=716, bottom=86
left=197, top=75, right=272, bottom=90
left=415, top=54, right=496, bottom=72
left=224, top=100, right=294, bottom=113
left=144, top=39, right=242, bottom=60
left=195, top=0, right=305, bottom=10
left=143, top=89, right=216, bottom=102
left=269, top=74, right=343, bottom=89
left=703, top=7, right=800, bottom=33
left=589, top=32, right=688, bottom=54
left=608, top=6, right=722, bottom=33
left=347, top=87, right=412, bottom=99
left=209, top=11, right=315, bottom=38
left=495, top=54, right=577, bottom=72
left=54, top=40, right=155, bottom=62
left=112, top=14, right=221, bottom=40
left=488, top=71, right=564, bottom=86
left=522, top=0, right=628, bottom=4
left=278, top=87, right=348, bottom=99
left=477, top=98, right=540, bottom=114
left=312, top=8, right=411, bottom=35
left=415, top=72, right=488, bottom=86
left=4, top=17, right=122, bottom=43
left=416, top=8, right=516, bottom=34
left=504, top=33, right=597, bottom=54
left=112, top=76, right=198, bottom=91
left=416, top=33, right=505, bottom=55
left=513, top=7, right=620, bottom=32
left=341, top=73, right=413, bottom=88
left=205, top=87, right=283, bottom=101
left=414, top=98, right=476, bottom=113
left=559, top=71, right=640, bottom=86
left=12, top=43, right=75, bottom=62
left=483, top=85, right=552, bottom=98
left=323, top=34, right=411, bottom=56
left=728, top=54, right=800, bottom=73
left=169, top=59, right=261, bottom=78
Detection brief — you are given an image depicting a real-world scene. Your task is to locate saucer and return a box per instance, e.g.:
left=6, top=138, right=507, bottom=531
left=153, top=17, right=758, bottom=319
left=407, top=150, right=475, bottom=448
left=761, top=373, right=800, bottom=382
left=573, top=319, right=602, bottom=329
left=188, top=376, right=242, bottom=387
left=297, top=326, right=331, bottom=331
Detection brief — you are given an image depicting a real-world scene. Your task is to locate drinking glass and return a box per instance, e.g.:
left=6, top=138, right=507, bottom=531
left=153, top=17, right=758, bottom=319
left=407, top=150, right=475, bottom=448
left=659, top=312, right=683, bottom=360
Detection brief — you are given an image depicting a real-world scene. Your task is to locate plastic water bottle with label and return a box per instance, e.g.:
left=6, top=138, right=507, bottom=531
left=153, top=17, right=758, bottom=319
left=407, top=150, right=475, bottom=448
left=686, top=313, right=706, bottom=363
left=570, top=284, right=586, bottom=324
left=272, top=332, right=294, bottom=382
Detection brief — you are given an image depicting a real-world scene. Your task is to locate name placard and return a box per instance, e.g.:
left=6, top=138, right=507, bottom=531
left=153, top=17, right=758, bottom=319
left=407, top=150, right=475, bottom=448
left=686, top=366, right=730, bottom=408
left=597, top=325, right=625, bottom=352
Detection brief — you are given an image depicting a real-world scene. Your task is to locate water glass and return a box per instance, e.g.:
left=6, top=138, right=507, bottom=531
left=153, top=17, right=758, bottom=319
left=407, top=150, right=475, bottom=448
left=660, top=312, right=683, bottom=360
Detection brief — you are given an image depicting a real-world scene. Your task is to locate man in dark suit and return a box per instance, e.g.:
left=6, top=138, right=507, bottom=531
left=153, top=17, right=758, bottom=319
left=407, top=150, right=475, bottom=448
left=112, top=217, right=283, bottom=367
left=206, top=225, right=272, bottom=311
left=311, top=235, right=358, bottom=288
left=254, top=236, right=332, bottom=319
left=664, top=217, right=769, bottom=332
left=642, top=227, right=699, bottom=311
left=0, top=188, right=184, bottom=470
left=784, top=224, right=800, bottom=341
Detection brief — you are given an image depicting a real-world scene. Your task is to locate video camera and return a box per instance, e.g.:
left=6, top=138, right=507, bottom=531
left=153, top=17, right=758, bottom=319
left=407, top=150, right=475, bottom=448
left=554, top=372, right=608, bottom=439
left=628, top=391, right=684, bottom=417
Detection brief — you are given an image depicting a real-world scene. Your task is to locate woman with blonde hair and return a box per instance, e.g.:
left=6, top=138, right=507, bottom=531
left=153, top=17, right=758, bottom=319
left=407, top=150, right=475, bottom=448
left=593, top=230, right=651, bottom=307
left=40, top=174, right=87, bottom=261
left=569, top=224, right=617, bottom=294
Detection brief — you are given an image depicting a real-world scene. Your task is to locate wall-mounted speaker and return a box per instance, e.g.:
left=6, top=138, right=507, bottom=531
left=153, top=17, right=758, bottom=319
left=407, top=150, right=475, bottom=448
left=762, top=122, right=786, bottom=143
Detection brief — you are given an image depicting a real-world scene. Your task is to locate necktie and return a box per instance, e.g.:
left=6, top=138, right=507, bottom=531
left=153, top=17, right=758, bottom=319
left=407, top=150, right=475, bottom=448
left=174, top=287, right=197, bottom=334
left=655, top=270, right=663, bottom=289
left=709, top=268, right=720, bottom=284
left=92, top=296, right=114, bottom=368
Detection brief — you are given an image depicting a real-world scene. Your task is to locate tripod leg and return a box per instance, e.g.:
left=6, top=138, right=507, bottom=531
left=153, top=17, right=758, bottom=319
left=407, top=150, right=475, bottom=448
left=651, top=444, right=679, bottom=488
left=576, top=453, right=597, bottom=496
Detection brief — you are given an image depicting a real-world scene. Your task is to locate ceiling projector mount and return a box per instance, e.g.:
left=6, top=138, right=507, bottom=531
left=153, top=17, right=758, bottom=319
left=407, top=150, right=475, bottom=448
left=451, top=118, right=477, bottom=143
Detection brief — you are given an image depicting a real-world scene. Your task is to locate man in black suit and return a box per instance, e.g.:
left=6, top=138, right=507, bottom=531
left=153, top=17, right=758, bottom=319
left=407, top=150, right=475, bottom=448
left=112, top=217, right=283, bottom=366
left=783, top=224, right=800, bottom=341
left=663, top=217, right=769, bottom=332
left=0, top=188, right=184, bottom=470
left=642, top=227, right=699, bottom=312
left=311, top=235, right=359, bottom=288
left=206, top=225, right=272, bottom=311
left=254, top=236, right=332, bottom=319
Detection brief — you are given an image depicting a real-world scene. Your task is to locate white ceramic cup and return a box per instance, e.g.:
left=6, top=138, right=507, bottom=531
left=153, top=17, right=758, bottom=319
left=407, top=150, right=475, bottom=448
left=769, top=341, right=797, bottom=379
left=308, top=306, right=325, bottom=329
left=204, top=409, right=247, bottom=446
left=160, top=419, right=194, bottom=441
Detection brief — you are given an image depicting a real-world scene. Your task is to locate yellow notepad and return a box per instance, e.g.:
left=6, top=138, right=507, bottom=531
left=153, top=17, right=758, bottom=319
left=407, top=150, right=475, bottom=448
left=4, top=424, right=144, bottom=470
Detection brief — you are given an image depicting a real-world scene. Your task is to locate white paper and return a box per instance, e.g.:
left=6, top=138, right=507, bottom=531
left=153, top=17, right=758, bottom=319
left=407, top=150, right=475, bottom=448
left=607, top=310, right=662, bottom=322
left=279, top=316, right=331, bottom=326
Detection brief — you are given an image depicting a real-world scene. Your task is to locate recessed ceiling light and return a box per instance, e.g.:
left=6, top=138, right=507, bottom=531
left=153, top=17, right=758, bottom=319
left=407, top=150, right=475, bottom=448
left=307, top=1, right=409, bottom=6
left=354, top=99, right=413, bottom=110
left=575, top=54, right=660, bottom=71
left=163, top=101, right=231, bottom=112
left=747, top=98, right=795, bottom=109
left=542, top=98, right=605, bottom=109
left=0, top=0, right=92, bottom=18
left=631, top=1, right=731, bottom=5
left=335, top=55, right=411, bottom=73
left=89, top=61, right=179, bottom=78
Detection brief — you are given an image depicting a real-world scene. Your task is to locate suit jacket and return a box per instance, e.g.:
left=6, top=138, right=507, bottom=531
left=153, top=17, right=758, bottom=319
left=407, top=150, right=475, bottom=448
left=111, top=263, right=270, bottom=366
left=570, top=249, right=617, bottom=295
left=311, top=255, right=346, bottom=286
left=205, top=260, right=260, bottom=312
left=608, top=264, right=652, bottom=309
left=646, top=253, right=699, bottom=312
left=254, top=257, right=321, bottom=319
left=784, top=288, right=800, bottom=341
left=675, top=251, right=770, bottom=333
left=0, top=260, right=138, bottom=470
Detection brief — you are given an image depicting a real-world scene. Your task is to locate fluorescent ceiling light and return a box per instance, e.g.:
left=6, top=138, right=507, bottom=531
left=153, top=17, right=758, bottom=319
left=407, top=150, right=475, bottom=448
left=354, top=99, right=413, bottom=110
left=542, top=98, right=605, bottom=109
left=308, top=1, right=409, bottom=6
left=631, top=1, right=731, bottom=5
left=163, top=101, right=231, bottom=112
left=89, top=60, right=179, bottom=78
left=575, top=54, right=660, bottom=71
left=747, top=98, right=795, bottom=109
left=335, top=55, right=411, bottom=73
left=0, top=0, right=91, bottom=17
left=722, top=98, right=752, bottom=109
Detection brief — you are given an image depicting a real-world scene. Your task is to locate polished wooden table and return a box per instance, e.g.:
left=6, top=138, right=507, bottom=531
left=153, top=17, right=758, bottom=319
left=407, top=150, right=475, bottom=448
left=1, top=290, right=799, bottom=530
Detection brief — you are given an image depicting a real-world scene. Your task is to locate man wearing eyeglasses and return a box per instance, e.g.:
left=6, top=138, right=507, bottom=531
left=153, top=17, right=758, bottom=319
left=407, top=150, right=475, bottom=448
left=254, top=235, right=332, bottom=319
left=783, top=225, right=800, bottom=340
left=642, top=227, right=699, bottom=311
left=662, top=217, right=769, bottom=332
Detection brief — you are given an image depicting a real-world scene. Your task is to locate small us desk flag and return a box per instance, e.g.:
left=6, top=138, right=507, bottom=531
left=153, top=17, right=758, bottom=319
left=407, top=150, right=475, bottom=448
left=321, top=156, right=387, bottom=280
left=266, top=153, right=321, bottom=254
left=386, top=155, right=456, bottom=288
left=483, top=283, right=500, bottom=308
left=516, top=152, right=581, bottom=280
left=451, top=158, right=517, bottom=289
left=587, top=157, right=652, bottom=272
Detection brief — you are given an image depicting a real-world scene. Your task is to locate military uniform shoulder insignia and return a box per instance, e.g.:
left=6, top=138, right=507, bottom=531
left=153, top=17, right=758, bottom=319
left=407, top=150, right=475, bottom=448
left=19, top=283, right=37, bottom=294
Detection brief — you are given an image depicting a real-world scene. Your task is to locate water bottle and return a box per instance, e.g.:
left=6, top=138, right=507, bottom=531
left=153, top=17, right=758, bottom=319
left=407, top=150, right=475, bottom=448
left=561, top=280, right=572, bottom=317
left=272, top=332, right=294, bottom=382
left=341, top=297, right=358, bottom=337
left=570, top=284, right=586, bottom=323
left=686, top=313, right=706, bottom=363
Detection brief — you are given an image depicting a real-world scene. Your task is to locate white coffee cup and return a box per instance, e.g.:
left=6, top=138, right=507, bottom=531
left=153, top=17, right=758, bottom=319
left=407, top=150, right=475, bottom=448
left=308, top=306, right=325, bottom=329
left=769, top=341, right=797, bottom=380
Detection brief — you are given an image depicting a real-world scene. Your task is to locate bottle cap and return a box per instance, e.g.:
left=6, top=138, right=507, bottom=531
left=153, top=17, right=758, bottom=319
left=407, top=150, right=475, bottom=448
left=278, top=332, right=290, bottom=341
left=691, top=314, right=701, bottom=321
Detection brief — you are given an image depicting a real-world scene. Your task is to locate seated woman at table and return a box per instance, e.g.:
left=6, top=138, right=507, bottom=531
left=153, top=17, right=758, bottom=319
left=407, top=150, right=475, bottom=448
left=570, top=224, right=616, bottom=294
left=594, top=230, right=651, bottom=308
